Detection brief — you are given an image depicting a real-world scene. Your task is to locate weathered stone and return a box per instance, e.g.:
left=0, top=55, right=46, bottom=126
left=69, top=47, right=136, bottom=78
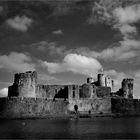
left=4, top=70, right=139, bottom=118
left=122, top=78, right=134, bottom=98
left=96, top=86, right=111, bottom=97
left=8, top=71, right=37, bottom=98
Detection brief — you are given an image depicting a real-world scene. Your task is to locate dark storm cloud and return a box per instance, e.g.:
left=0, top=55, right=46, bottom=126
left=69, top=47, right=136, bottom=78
left=0, top=0, right=90, bottom=19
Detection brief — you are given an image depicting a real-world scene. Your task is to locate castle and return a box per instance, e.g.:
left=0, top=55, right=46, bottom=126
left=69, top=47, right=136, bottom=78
left=8, top=71, right=133, bottom=99
left=0, top=71, right=139, bottom=119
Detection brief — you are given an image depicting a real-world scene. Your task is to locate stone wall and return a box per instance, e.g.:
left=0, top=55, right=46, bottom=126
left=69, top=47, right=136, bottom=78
left=68, top=85, right=80, bottom=100
left=68, top=98, right=111, bottom=114
left=111, top=98, right=140, bottom=115
left=36, top=85, right=69, bottom=99
left=0, top=97, right=68, bottom=118
left=96, top=87, right=111, bottom=97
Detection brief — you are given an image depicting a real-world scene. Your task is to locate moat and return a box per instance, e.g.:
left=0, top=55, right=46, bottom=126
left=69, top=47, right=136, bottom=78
left=0, top=118, right=140, bottom=139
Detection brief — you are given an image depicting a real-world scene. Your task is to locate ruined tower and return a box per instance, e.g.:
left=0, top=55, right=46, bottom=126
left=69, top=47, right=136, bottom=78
left=122, top=78, right=134, bottom=99
left=98, top=74, right=106, bottom=87
left=105, top=76, right=113, bottom=91
left=87, top=77, right=94, bottom=84
left=8, top=71, right=37, bottom=98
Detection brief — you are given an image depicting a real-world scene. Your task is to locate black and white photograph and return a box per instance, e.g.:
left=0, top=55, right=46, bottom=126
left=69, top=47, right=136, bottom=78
left=0, top=0, right=140, bottom=139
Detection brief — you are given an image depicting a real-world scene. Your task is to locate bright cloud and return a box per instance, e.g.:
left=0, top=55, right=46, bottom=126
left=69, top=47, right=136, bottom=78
left=52, top=29, right=63, bottom=35
left=0, top=88, right=8, bottom=97
left=6, top=15, right=33, bottom=32
left=114, top=24, right=137, bottom=36
left=114, top=5, right=140, bottom=24
left=73, top=37, right=140, bottom=61
left=87, top=4, right=140, bottom=61
left=0, top=52, right=35, bottom=72
left=30, top=41, right=72, bottom=56
left=42, top=53, right=102, bottom=77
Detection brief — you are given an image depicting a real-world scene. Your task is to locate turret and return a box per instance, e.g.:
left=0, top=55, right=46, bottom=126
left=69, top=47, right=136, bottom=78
left=8, top=71, right=37, bottom=98
left=122, top=78, right=134, bottom=99
left=105, top=76, right=113, bottom=91
left=111, top=80, right=114, bottom=92
left=80, top=83, right=96, bottom=98
left=98, top=74, right=106, bottom=87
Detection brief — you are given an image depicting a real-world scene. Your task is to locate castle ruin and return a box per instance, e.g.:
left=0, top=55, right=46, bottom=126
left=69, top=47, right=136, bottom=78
left=8, top=71, right=119, bottom=100
left=0, top=71, right=139, bottom=119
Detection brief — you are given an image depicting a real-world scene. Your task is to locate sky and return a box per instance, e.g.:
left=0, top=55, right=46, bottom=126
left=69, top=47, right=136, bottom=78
left=0, top=0, right=140, bottom=98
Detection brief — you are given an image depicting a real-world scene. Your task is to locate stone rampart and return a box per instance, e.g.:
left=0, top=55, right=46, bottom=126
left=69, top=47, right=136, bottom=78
left=68, top=98, right=111, bottom=114
left=111, top=98, right=140, bottom=115
left=0, top=97, right=68, bottom=118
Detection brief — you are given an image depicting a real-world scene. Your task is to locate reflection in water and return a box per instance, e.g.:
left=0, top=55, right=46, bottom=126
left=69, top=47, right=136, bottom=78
left=0, top=117, right=140, bottom=139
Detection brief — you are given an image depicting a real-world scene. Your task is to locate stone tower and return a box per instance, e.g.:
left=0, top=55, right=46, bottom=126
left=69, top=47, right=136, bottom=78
left=8, top=71, right=37, bottom=98
left=87, top=77, right=94, bottom=84
left=122, top=78, right=134, bottom=99
left=98, top=74, right=106, bottom=87
left=105, top=76, right=112, bottom=91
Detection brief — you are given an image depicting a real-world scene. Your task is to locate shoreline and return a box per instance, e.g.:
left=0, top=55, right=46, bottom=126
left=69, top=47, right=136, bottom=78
left=0, top=113, right=140, bottom=120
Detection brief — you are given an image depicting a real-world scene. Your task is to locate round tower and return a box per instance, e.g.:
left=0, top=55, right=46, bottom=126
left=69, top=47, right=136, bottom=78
left=122, top=78, right=134, bottom=99
left=14, top=71, right=37, bottom=98
left=105, top=76, right=112, bottom=90
left=80, top=83, right=95, bottom=98
left=98, top=74, right=106, bottom=87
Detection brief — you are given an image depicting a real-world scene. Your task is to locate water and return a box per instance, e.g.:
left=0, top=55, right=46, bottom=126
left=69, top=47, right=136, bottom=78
left=0, top=117, right=140, bottom=139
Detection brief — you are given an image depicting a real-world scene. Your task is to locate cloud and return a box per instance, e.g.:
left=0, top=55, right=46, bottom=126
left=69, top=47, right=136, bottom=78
left=42, top=53, right=102, bottom=77
left=52, top=3, right=71, bottom=16
left=6, top=15, right=33, bottom=32
left=87, top=4, right=140, bottom=61
left=73, top=37, right=140, bottom=61
left=29, top=41, right=72, bottom=56
left=113, top=5, right=140, bottom=24
left=112, top=5, right=140, bottom=38
left=0, top=52, right=35, bottom=72
left=0, top=88, right=8, bottom=97
left=88, top=2, right=112, bottom=24
left=0, top=6, right=3, bottom=13
left=52, top=29, right=63, bottom=35
left=38, top=73, right=60, bottom=82
left=114, top=24, right=137, bottom=36
left=96, top=38, right=140, bottom=60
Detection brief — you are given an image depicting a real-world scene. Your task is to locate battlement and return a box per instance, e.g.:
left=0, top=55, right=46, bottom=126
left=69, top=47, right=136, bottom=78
left=122, top=78, right=134, bottom=85
left=14, top=71, right=37, bottom=85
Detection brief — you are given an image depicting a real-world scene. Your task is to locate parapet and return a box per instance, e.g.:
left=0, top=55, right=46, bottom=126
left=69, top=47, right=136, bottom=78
left=14, top=71, right=37, bottom=85
left=122, top=78, right=134, bottom=85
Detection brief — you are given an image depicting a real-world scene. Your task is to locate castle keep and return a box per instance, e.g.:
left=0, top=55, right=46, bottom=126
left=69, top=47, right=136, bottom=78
left=0, top=71, right=139, bottom=119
